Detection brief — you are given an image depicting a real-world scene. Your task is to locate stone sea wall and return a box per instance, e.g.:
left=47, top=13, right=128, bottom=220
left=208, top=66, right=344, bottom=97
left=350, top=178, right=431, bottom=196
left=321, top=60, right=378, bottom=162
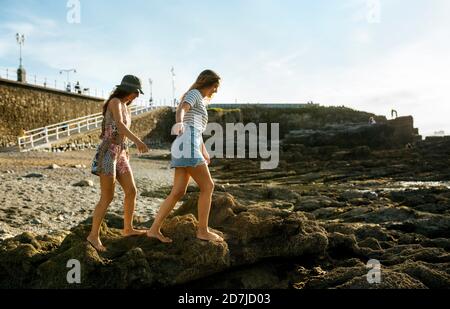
left=0, top=78, right=104, bottom=147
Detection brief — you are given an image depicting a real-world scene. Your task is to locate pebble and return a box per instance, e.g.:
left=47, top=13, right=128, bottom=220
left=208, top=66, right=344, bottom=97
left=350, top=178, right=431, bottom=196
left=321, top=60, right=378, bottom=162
left=31, top=218, right=42, bottom=225
left=24, top=173, right=45, bottom=178
left=47, top=164, right=61, bottom=170
left=73, top=180, right=94, bottom=187
left=312, top=266, right=327, bottom=276
left=216, top=184, right=227, bottom=192
left=363, top=191, right=379, bottom=200
left=0, top=234, right=14, bottom=241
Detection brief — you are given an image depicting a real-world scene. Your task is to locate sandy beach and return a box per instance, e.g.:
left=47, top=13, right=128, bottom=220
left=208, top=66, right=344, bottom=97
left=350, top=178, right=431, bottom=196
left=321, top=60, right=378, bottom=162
left=0, top=148, right=179, bottom=239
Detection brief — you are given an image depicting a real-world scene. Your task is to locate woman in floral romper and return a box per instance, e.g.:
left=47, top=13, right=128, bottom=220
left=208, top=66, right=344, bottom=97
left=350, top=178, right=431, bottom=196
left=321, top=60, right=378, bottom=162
left=87, top=75, right=149, bottom=252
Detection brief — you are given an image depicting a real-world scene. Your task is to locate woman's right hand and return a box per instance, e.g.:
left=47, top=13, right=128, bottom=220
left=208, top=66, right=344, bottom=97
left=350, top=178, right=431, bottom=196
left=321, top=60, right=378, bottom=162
left=171, top=122, right=185, bottom=136
left=136, top=141, right=149, bottom=154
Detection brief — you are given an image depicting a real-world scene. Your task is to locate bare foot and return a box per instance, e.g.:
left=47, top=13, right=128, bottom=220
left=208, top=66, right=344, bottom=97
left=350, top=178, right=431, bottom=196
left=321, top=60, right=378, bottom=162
left=196, top=230, right=224, bottom=242
left=146, top=230, right=173, bottom=243
left=86, top=235, right=107, bottom=252
left=122, top=229, right=148, bottom=237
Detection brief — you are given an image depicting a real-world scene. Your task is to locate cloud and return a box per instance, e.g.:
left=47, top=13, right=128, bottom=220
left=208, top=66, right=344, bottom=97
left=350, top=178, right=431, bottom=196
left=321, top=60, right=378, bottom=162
left=311, top=30, right=450, bottom=135
left=186, top=37, right=205, bottom=53
left=265, top=49, right=308, bottom=72
left=0, top=39, right=13, bottom=58
left=351, top=28, right=372, bottom=44
left=0, top=12, right=176, bottom=98
left=344, top=0, right=381, bottom=24
left=0, top=15, right=60, bottom=62
left=1, top=16, right=58, bottom=37
left=217, top=13, right=450, bottom=136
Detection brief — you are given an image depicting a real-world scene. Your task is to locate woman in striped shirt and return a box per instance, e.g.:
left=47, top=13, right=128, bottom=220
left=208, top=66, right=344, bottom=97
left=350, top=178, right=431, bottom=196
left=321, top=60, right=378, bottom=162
left=147, top=70, right=223, bottom=243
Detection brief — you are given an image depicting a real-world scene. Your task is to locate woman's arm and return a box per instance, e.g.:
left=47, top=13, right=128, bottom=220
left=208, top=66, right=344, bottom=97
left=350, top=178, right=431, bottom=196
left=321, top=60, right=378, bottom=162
left=176, top=102, right=191, bottom=123
left=109, top=99, right=148, bottom=152
left=173, top=102, right=192, bottom=135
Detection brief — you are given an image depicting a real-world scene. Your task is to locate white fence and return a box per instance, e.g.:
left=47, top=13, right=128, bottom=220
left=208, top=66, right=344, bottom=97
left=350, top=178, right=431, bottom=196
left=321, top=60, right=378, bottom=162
left=17, top=103, right=158, bottom=151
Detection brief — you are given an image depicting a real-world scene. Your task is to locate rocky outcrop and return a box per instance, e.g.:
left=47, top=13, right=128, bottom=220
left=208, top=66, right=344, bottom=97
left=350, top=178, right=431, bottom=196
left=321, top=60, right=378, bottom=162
left=283, top=116, right=421, bottom=149
left=200, top=136, right=450, bottom=289
left=0, top=192, right=328, bottom=288
left=173, top=193, right=328, bottom=264
left=2, top=182, right=449, bottom=289
left=239, top=105, right=385, bottom=139
left=1, top=107, right=449, bottom=289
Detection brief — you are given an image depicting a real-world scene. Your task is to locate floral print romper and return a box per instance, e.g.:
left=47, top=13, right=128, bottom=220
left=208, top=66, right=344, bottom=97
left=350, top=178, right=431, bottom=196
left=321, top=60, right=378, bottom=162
left=91, top=103, right=132, bottom=177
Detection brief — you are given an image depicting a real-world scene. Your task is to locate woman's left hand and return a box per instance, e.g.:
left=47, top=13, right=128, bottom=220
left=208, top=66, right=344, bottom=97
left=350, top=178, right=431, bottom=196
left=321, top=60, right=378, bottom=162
left=203, top=150, right=211, bottom=165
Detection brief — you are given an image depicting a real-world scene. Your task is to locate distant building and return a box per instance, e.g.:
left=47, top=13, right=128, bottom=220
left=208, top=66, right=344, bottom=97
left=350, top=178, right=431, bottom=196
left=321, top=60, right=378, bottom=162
left=209, top=103, right=319, bottom=109
left=433, top=130, right=445, bottom=136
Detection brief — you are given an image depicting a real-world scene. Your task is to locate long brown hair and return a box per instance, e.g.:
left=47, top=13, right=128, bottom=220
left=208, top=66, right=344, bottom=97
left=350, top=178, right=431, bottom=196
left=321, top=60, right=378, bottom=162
left=102, top=88, right=136, bottom=116
left=180, top=69, right=221, bottom=104
left=100, top=88, right=137, bottom=139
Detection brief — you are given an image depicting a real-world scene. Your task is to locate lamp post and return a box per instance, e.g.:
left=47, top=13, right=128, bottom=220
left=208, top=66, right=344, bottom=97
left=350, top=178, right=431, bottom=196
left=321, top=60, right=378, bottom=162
left=16, top=33, right=26, bottom=82
left=171, top=66, right=176, bottom=107
left=59, top=69, right=77, bottom=92
left=149, top=78, right=153, bottom=104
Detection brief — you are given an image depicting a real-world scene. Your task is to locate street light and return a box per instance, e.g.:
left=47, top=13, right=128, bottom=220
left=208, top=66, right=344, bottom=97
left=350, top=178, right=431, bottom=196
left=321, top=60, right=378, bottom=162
left=16, top=33, right=26, bottom=82
left=16, top=33, right=25, bottom=67
left=148, top=78, right=153, bottom=104
left=171, top=66, right=176, bottom=107
left=59, top=69, right=77, bottom=92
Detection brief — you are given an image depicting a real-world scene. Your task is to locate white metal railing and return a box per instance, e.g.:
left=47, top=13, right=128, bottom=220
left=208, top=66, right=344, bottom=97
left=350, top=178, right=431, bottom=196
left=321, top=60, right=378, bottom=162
left=17, top=103, right=158, bottom=151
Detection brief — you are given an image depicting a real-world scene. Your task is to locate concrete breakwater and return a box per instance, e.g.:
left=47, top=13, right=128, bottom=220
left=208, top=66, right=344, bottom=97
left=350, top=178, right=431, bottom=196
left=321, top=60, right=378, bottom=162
left=44, top=105, right=421, bottom=152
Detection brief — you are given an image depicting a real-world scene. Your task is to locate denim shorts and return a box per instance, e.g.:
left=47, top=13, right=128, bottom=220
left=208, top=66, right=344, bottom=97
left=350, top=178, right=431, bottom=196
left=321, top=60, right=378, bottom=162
left=170, top=125, right=206, bottom=169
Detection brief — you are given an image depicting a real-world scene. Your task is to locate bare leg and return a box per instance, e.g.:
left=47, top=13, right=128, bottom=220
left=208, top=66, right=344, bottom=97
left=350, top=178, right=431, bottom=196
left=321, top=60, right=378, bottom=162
left=87, top=175, right=115, bottom=252
left=147, top=168, right=190, bottom=243
left=186, top=164, right=223, bottom=242
left=116, top=171, right=147, bottom=237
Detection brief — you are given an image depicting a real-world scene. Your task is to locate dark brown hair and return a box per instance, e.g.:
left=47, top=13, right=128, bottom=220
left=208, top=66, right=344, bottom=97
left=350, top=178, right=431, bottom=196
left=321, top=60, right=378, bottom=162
left=100, top=88, right=137, bottom=139
left=102, top=88, right=137, bottom=116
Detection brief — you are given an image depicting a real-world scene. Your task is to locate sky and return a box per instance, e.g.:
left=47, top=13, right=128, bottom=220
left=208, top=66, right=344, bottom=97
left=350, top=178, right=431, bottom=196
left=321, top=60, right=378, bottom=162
left=0, top=0, right=449, bottom=136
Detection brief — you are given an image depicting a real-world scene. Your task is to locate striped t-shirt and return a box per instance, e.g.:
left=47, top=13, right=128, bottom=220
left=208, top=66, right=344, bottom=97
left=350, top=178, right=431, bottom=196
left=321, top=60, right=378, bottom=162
left=182, top=89, right=208, bottom=132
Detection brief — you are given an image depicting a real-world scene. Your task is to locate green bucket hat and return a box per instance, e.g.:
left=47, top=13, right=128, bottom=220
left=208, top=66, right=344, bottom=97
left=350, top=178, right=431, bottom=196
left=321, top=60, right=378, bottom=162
left=116, top=75, right=144, bottom=94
